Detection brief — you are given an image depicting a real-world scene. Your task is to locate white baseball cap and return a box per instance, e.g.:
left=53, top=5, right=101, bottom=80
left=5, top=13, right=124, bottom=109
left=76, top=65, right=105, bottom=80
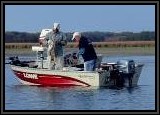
left=72, top=32, right=81, bottom=40
left=53, top=23, right=60, bottom=30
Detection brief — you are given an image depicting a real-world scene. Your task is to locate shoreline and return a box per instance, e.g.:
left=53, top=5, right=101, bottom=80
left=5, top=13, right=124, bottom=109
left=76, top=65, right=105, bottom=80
left=5, top=47, right=155, bottom=57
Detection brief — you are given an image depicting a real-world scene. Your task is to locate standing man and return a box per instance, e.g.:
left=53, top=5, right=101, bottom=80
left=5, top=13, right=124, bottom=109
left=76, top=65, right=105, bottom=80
left=72, top=32, right=97, bottom=71
left=45, top=23, right=67, bottom=70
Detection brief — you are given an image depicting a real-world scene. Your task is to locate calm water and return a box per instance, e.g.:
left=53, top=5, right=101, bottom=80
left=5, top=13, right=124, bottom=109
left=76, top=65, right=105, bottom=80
left=5, top=55, right=155, bottom=110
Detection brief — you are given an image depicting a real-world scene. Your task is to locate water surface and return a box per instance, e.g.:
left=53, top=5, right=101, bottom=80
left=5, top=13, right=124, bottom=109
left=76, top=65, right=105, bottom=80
left=5, top=55, right=155, bottom=110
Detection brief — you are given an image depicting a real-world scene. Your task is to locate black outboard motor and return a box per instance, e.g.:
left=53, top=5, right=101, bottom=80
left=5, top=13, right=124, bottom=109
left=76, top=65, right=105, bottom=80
left=117, top=60, right=135, bottom=74
left=117, top=60, right=135, bottom=87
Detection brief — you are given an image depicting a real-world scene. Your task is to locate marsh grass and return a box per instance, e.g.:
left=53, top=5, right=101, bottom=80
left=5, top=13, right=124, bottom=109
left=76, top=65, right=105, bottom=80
left=5, top=41, right=155, bottom=56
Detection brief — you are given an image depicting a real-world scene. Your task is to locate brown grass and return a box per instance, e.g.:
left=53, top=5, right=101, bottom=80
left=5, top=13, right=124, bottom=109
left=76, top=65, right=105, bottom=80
left=5, top=41, right=155, bottom=49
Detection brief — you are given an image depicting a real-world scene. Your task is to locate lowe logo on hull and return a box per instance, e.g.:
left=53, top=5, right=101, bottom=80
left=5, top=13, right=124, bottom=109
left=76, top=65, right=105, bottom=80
left=23, top=73, right=38, bottom=79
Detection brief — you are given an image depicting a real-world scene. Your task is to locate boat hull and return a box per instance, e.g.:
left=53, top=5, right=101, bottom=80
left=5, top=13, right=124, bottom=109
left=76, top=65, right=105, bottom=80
left=11, top=65, right=100, bottom=87
left=10, top=64, right=143, bottom=87
left=13, top=70, right=91, bottom=86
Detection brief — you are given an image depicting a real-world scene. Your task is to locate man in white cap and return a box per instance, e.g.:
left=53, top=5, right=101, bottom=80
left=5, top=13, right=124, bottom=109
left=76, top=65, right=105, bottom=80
left=72, top=32, right=97, bottom=71
left=45, top=23, right=67, bottom=70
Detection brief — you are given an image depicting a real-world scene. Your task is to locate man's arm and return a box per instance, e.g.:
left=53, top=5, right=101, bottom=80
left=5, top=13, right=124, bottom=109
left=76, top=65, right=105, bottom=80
left=76, top=48, right=85, bottom=59
left=61, top=33, right=67, bottom=46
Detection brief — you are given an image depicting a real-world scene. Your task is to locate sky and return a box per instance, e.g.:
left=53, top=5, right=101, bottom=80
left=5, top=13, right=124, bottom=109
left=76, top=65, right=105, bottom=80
left=5, top=5, right=155, bottom=33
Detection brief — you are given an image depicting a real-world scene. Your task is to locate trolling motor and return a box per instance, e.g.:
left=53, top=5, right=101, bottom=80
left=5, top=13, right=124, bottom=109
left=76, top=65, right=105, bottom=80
left=8, top=56, right=35, bottom=67
left=9, top=56, right=22, bottom=66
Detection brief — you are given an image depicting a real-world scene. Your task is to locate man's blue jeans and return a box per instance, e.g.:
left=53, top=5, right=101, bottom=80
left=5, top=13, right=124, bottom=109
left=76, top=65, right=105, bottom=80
left=84, top=59, right=96, bottom=71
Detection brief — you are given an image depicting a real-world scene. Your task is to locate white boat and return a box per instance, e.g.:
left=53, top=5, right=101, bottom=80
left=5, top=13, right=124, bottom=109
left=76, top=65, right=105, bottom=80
left=9, top=29, right=144, bottom=88
left=9, top=57, right=144, bottom=87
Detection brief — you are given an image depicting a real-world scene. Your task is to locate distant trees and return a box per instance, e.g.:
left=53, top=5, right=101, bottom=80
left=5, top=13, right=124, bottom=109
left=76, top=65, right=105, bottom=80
left=5, top=31, right=39, bottom=43
left=5, top=31, right=155, bottom=43
left=117, top=31, right=155, bottom=41
left=82, top=31, right=155, bottom=41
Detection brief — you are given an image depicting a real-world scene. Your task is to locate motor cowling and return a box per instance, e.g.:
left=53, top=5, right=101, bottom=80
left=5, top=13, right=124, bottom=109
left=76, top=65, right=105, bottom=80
left=39, top=29, right=52, bottom=46
left=117, top=60, right=135, bottom=74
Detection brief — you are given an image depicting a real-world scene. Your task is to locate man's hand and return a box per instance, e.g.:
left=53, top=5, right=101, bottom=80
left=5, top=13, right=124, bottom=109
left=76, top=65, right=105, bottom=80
left=60, top=40, right=67, bottom=46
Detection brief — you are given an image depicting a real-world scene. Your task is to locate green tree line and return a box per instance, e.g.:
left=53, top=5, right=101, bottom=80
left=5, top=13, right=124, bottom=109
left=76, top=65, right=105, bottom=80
left=5, top=31, right=155, bottom=43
